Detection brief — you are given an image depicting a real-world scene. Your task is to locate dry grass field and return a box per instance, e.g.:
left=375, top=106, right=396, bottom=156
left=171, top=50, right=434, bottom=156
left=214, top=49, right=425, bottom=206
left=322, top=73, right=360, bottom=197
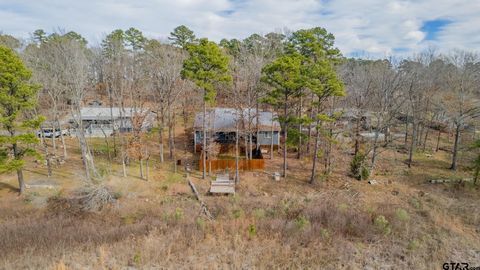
left=1, top=131, right=480, bottom=269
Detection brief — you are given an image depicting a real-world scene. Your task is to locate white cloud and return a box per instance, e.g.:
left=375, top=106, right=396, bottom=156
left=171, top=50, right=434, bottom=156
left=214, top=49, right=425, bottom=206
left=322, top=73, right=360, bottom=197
left=0, top=0, right=478, bottom=56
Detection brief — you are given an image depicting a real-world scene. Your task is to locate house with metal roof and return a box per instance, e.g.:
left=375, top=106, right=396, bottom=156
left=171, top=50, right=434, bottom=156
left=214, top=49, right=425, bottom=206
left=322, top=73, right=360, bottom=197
left=70, top=107, right=155, bottom=137
left=193, top=108, right=281, bottom=152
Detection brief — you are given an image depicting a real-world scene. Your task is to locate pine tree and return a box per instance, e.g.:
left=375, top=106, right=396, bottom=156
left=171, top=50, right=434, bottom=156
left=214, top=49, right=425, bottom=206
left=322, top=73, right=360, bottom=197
left=181, top=38, right=231, bottom=179
left=0, top=46, right=43, bottom=194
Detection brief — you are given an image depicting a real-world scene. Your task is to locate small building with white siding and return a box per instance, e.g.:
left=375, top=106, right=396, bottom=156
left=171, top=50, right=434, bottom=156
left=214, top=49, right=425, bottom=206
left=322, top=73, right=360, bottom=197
left=70, top=107, right=156, bottom=137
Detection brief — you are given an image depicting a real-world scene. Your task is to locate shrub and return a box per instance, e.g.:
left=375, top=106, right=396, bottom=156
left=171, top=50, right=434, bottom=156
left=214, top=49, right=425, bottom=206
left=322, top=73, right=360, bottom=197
left=23, top=193, right=36, bottom=204
left=395, top=208, right=410, bottom=222
left=196, top=217, right=206, bottom=230
left=229, top=194, right=240, bottom=204
left=96, top=165, right=110, bottom=179
left=253, top=208, right=266, bottom=219
left=122, top=215, right=137, bottom=225
left=113, top=191, right=123, bottom=200
left=338, top=203, right=349, bottom=212
left=133, top=252, right=141, bottom=265
left=407, top=239, right=420, bottom=251
left=265, top=207, right=278, bottom=218
left=374, top=215, right=391, bottom=235
left=232, top=209, right=244, bottom=219
left=350, top=152, right=370, bottom=180
left=295, top=215, right=310, bottom=231
left=408, top=198, right=421, bottom=209
left=174, top=208, right=184, bottom=221
left=247, top=224, right=257, bottom=238
left=320, top=228, right=330, bottom=240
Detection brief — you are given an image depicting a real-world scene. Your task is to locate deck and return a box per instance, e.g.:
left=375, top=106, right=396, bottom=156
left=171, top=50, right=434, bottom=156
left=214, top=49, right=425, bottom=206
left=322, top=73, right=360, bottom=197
left=209, top=174, right=235, bottom=194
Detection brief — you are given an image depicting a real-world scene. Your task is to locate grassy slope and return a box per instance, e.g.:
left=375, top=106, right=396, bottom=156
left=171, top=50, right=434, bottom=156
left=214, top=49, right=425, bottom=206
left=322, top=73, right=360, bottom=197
left=0, top=133, right=479, bottom=269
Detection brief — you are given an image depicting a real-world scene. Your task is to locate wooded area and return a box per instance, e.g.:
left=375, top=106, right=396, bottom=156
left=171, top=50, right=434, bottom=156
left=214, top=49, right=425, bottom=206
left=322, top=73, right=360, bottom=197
left=1, top=25, right=479, bottom=193
left=1, top=23, right=480, bottom=269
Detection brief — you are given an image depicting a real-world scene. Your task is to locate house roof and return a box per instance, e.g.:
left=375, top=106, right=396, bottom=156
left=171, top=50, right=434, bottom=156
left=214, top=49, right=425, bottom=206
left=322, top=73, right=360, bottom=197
left=193, top=108, right=281, bottom=132
left=74, top=107, right=149, bottom=121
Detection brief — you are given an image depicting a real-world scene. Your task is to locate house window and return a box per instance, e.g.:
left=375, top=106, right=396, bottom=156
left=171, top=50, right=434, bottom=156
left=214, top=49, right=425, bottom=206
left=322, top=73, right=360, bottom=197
left=264, top=131, right=272, bottom=138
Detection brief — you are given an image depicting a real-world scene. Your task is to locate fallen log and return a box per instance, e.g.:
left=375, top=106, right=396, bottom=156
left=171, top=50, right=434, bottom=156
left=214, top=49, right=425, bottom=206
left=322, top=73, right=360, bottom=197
left=187, top=178, right=213, bottom=220
left=25, top=184, right=57, bottom=189
left=429, top=178, right=472, bottom=184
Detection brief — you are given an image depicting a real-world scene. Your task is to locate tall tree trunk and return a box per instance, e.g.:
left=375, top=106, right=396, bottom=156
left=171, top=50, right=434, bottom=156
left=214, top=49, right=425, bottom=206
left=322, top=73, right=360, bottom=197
left=404, top=117, right=409, bottom=146
left=249, top=133, right=253, bottom=159
left=306, top=93, right=314, bottom=155
left=474, top=165, right=479, bottom=185
left=157, top=102, right=165, bottom=163
left=270, top=109, right=275, bottom=159
left=450, top=124, right=461, bottom=170
left=86, top=138, right=97, bottom=178
left=297, top=96, right=303, bottom=159
left=423, top=127, right=429, bottom=152
left=17, top=169, right=25, bottom=194
left=56, top=118, right=68, bottom=159
left=247, top=107, right=252, bottom=160
left=354, top=117, right=360, bottom=155
left=235, top=118, right=240, bottom=183
left=12, top=143, right=25, bottom=194
left=76, top=127, right=91, bottom=180
left=168, top=105, right=174, bottom=160
left=249, top=127, right=253, bottom=159
left=370, top=131, right=380, bottom=174
left=384, top=126, right=390, bottom=145
left=256, top=101, right=260, bottom=152
left=416, top=124, right=423, bottom=147
left=40, top=128, right=52, bottom=177
left=146, top=157, right=149, bottom=181
left=244, top=133, right=248, bottom=160
left=325, top=126, right=333, bottom=174
left=159, top=114, right=165, bottom=163
left=283, top=96, right=288, bottom=178
left=407, top=122, right=417, bottom=168
left=74, top=106, right=96, bottom=180
left=173, top=119, right=177, bottom=174
left=159, top=136, right=164, bottom=162
left=108, top=89, right=117, bottom=158
left=139, top=158, right=144, bottom=179
left=309, top=118, right=321, bottom=184
left=208, top=149, right=212, bottom=176
left=202, top=100, right=207, bottom=179
left=51, top=101, right=60, bottom=157
left=122, top=153, right=127, bottom=177
left=182, top=98, right=189, bottom=155
left=436, top=130, right=441, bottom=152
left=168, top=121, right=174, bottom=159
left=100, top=126, right=112, bottom=166
left=306, top=120, right=312, bottom=154
left=51, top=126, right=56, bottom=153
left=119, top=104, right=127, bottom=177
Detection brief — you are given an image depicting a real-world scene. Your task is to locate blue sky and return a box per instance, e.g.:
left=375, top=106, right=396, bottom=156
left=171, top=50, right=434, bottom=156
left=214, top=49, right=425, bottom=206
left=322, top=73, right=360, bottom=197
left=0, top=0, right=478, bottom=57
left=421, top=19, right=452, bottom=41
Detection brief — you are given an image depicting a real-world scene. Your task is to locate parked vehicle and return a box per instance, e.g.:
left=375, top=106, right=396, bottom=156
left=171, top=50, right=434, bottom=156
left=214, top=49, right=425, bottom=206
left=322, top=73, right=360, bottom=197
left=36, top=128, right=70, bottom=138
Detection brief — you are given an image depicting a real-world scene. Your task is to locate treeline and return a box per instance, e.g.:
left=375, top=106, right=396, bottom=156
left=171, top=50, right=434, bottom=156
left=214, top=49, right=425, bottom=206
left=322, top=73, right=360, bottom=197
left=0, top=25, right=479, bottom=193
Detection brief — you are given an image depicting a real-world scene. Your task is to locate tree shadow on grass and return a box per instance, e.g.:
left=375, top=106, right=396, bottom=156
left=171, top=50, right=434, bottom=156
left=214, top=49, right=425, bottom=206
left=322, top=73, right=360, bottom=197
left=23, top=168, right=49, bottom=177
left=0, top=182, right=19, bottom=193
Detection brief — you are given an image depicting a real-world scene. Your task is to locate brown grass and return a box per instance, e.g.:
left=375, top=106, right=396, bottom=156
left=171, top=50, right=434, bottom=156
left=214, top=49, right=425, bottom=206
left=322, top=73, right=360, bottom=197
left=1, top=127, right=480, bottom=269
